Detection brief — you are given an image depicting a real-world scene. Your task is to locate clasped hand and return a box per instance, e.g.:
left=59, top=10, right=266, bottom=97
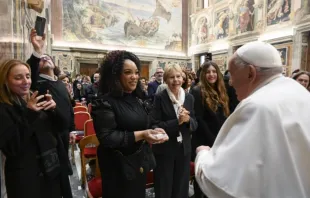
left=144, top=128, right=169, bottom=144
left=178, top=107, right=190, bottom=125
left=27, top=91, right=56, bottom=111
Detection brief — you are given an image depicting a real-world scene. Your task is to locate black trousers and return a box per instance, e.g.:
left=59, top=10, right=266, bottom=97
left=154, top=145, right=191, bottom=198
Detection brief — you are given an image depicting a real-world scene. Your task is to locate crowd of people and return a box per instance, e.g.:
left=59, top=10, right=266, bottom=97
left=0, top=28, right=310, bottom=198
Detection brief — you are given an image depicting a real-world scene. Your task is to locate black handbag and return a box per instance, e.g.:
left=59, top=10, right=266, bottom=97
left=115, top=141, right=156, bottom=180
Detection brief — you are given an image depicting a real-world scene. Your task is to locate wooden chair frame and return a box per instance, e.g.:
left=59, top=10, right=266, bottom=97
left=79, top=134, right=100, bottom=188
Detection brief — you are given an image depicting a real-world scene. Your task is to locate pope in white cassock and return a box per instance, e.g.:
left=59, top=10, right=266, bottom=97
left=195, top=41, right=310, bottom=198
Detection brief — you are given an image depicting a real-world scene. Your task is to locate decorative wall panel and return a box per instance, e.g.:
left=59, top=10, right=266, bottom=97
left=273, top=42, right=293, bottom=76
left=212, top=53, right=227, bottom=73
left=0, top=0, right=51, bottom=63
left=61, top=0, right=183, bottom=52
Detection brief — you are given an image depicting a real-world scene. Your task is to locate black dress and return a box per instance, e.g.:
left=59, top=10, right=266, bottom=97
left=91, top=93, right=149, bottom=198
left=190, top=86, right=227, bottom=198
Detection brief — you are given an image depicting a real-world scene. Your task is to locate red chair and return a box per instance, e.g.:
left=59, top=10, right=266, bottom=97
left=190, top=161, right=195, bottom=182
left=75, top=102, right=83, bottom=106
left=146, top=171, right=154, bottom=188
left=75, top=112, right=91, bottom=131
left=88, top=103, right=92, bottom=114
left=79, top=135, right=101, bottom=196
left=71, top=112, right=91, bottom=164
left=73, top=106, right=88, bottom=113
left=84, top=119, right=96, bottom=136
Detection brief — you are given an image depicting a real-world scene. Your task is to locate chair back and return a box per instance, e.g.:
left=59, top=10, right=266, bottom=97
left=88, top=103, right=92, bottom=113
left=84, top=119, right=96, bottom=136
left=75, top=102, right=83, bottom=106
left=73, top=106, right=88, bottom=113
left=74, top=112, right=91, bottom=131
left=79, top=135, right=100, bottom=177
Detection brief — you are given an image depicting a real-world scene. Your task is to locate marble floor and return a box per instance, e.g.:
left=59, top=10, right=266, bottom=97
left=69, top=146, right=87, bottom=198
left=69, top=146, right=194, bottom=198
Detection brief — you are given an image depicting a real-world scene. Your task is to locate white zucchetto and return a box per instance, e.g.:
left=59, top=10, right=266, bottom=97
left=236, top=41, right=283, bottom=68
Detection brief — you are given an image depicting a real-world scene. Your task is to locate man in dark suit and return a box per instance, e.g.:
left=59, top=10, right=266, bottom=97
left=147, top=67, right=164, bottom=100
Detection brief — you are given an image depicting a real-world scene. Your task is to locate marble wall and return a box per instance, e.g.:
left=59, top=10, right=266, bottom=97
left=0, top=0, right=52, bottom=63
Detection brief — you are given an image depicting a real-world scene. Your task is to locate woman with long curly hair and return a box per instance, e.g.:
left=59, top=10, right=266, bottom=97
left=91, top=50, right=168, bottom=198
left=190, top=61, right=230, bottom=198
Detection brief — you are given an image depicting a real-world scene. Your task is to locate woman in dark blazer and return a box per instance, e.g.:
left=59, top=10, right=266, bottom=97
left=151, top=63, right=198, bottom=198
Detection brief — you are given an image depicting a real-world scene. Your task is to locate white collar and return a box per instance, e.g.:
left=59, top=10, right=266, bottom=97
left=249, top=74, right=282, bottom=97
left=39, top=74, right=58, bottom=81
left=166, top=87, right=186, bottom=118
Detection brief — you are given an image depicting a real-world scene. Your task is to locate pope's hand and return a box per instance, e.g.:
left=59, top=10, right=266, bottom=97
left=196, top=146, right=211, bottom=154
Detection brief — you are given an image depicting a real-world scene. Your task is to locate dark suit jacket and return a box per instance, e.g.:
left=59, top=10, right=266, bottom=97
left=147, top=80, right=161, bottom=100
left=151, top=89, right=197, bottom=156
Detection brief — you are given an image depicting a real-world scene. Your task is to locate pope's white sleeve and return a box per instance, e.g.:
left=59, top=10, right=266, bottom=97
left=195, top=150, right=234, bottom=198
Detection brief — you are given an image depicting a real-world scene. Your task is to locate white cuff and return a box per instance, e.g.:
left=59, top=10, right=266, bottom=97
left=33, top=51, right=42, bottom=58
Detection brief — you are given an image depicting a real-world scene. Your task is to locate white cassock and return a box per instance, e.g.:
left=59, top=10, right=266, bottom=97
left=195, top=75, right=310, bottom=198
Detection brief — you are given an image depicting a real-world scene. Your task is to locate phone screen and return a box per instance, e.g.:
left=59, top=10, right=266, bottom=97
left=35, top=16, right=46, bottom=36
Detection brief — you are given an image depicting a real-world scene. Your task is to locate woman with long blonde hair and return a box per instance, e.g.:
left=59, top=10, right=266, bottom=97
left=190, top=61, right=230, bottom=198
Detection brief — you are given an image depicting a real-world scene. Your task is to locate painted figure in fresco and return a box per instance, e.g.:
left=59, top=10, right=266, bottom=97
left=197, top=17, right=208, bottom=44
left=124, top=17, right=160, bottom=38
left=267, top=0, right=291, bottom=25
left=152, top=0, right=172, bottom=22
left=165, top=33, right=182, bottom=50
left=215, top=11, right=229, bottom=39
left=237, top=0, right=255, bottom=33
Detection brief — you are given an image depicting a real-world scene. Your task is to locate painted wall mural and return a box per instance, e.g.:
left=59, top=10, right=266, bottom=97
left=212, top=54, right=227, bottom=73
left=235, top=0, right=255, bottom=34
left=214, top=0, right=225, bottom=4
left=274, top=42, right=293, bottom=76
left=277, top=47, right=288, bottom=66
left=62, top=0, right=182, bottom=51
left=267, top=0, right=291, bottom=26
left=214, top=8, right=229, bottom=39
left=149, top=59, right=191, bottom=78
left=191, top=13, right=214, bottom=45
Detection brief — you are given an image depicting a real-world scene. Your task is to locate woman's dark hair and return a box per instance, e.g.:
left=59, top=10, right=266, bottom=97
left=199, top=61, right=230, bottom=117
left=292, top=71, right=310, bottom=80
left=54, top=66, right=61, bottom=77
left=99, top=50, right=144, bottom=98
left=181, top=70, right=190, bottom=90
left=292, top=71, right=310, bottom=88
left=195, top=66, right=202, bottom=85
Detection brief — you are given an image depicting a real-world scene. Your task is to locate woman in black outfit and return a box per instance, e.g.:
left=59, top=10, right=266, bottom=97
left=0, top=59, right=68, bottom=198
left=151, top=63, right=197, bottom=198
left=190, top=61, right=230, bottom=198
left=91, top=50, right=168, bottom=198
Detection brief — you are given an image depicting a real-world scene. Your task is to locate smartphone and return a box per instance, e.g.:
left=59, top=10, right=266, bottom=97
left=36, top=81, right=49, bottom=103
left=35, top=16, right=46, bottom=36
